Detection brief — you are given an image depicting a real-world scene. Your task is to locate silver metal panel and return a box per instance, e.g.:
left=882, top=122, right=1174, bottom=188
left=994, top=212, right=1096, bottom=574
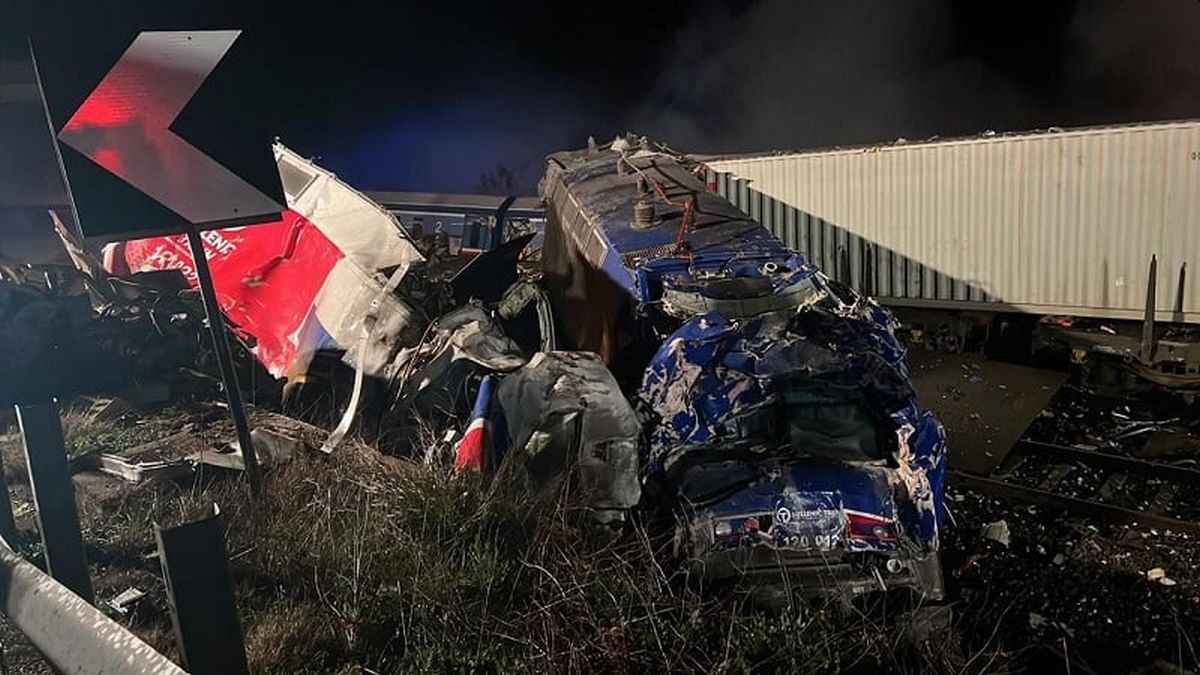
left=708, top=120, right=1200, bottom=322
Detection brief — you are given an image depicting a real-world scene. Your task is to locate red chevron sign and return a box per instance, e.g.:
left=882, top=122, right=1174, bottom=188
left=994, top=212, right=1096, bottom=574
left=55, top=31, right=281, bottom=228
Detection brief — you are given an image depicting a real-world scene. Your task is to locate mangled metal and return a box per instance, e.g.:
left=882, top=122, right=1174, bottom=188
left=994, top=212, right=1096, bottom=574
left=276, top=144, right=423, bottom=274
left=539, top=135, right=948, bottom=596
left=390, top=303, right=527, bottom=409
left=275, top=142, right=432, bottom=378
left=0, top=232, right=203, bottom=407
left=453, top=374, right=503, bottom=472
left=59, top=130, right=946, bottom=599
left=497, top=351, right=641, bottom=524
left=110, top=143, right=429, bottom=381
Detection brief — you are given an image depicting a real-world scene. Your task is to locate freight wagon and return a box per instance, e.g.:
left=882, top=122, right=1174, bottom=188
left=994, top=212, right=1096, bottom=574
left=702, top=121, right=1200, bottom=386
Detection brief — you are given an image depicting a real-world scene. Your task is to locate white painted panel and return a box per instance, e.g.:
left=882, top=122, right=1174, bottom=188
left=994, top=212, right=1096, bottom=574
left=708, top=121, right=1200, bottom=322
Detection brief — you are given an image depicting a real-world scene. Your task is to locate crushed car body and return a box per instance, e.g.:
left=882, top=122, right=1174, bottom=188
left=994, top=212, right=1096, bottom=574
left=539, top=136, right=948, bottom=598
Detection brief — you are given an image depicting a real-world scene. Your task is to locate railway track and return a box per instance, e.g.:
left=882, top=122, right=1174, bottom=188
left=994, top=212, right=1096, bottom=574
left=950, top=439, right=1200, bottom=536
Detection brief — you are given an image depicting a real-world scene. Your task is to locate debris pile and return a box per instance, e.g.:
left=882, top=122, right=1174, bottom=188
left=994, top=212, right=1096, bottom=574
left=944, top=485, right=1200, bottom=670
left=1026, top=384, right=1200, bottom=459
left=0, top=224, right=268, bottom=410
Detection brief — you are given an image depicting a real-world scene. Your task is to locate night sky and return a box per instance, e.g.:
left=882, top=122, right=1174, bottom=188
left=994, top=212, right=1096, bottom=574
left=5, top=0, right=1200, bottom=204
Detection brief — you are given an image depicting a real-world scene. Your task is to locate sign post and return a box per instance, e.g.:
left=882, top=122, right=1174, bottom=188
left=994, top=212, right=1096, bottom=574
left=184, top=224, right=263, bottom=494
left=30, top=30, right=287, bottom=496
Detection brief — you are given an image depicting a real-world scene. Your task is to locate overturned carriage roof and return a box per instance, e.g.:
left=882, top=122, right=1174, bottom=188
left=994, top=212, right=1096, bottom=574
left=539, top=141, right=791, bottom=296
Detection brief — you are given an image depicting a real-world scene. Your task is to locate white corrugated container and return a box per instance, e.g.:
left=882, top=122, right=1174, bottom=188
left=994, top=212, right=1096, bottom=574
left=705, top=121, right=1200, bottom=323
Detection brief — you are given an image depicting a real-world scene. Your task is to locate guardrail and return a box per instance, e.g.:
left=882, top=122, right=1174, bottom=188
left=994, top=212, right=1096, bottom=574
left=0, top=541, right=186, bottom=674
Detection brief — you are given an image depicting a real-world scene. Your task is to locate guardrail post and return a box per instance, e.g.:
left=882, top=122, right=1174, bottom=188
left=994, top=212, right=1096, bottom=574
left=15, top=403, right=93, bottom=603
left=0, top=449, right=20, bottom=547
left=156, top=503, right=249, bottom=675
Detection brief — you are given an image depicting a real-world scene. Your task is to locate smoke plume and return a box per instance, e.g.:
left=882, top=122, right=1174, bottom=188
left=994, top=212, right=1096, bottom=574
left=627, top=0, right=1200, bottom=154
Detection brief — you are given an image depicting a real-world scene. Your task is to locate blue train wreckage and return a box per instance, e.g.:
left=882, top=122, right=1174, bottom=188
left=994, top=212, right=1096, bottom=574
left=528, top=136, right=948, bottom=597
left=94, top=135, right=947, bottom=598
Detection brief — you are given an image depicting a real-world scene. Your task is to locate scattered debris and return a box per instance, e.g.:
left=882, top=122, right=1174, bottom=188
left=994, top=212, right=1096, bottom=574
left=106, top=587, right=146, bottom=615
left=1028, top=611, right=1048, bottom=629
left=981, top=519, right=1011, bottom=547
left=0, top=258, right=203, bottom=407
left=16, top=132, right=1200, bottom=675
left=76, top=453, right=191, bottom=484
left=189, top=416, right=323, bottom=471
left=78, top=397, right=132, bottom=424
left=944, top=485, right=1200, bottom=670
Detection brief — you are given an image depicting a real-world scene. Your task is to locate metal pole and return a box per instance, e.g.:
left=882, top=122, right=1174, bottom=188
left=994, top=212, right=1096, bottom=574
left=28, top=39, right=85, bottom=241
left=184, top=224, right=262, bottom=495
left=15, top=403, right=92, bottom=603
left=0, top=450, right=19, bottom=548
left=0, top=539, right=185, bottom=675
left=868, top=241, right=878, bottom=294
left=1175, top=262, right=1187, bottom=316
left=155, top=504, right=249, bottom=675
left=1140, top=254, right=1157, bottom=364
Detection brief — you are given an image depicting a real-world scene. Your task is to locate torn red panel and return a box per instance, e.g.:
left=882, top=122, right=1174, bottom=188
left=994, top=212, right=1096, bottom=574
left=113, top=210, right=343, bottom=377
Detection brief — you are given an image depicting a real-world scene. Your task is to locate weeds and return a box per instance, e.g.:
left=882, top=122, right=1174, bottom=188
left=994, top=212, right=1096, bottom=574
left=3, top=410, right=1009, bottom=673
left=72, top=444, right=986, bottom=673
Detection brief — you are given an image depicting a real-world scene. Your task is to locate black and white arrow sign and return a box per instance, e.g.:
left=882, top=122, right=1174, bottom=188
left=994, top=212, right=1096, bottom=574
left=28, top=26, right=285, bottom=240
left=55, top=31, right=281, bottom=228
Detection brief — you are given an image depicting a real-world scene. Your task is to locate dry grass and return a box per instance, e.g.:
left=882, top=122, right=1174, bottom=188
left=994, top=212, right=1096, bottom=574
left=1, top=409, right=1011, bottom=674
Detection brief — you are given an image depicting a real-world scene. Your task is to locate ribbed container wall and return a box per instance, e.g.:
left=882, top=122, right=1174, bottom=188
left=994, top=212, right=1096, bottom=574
left=707, top=121, right=1200, bottom=323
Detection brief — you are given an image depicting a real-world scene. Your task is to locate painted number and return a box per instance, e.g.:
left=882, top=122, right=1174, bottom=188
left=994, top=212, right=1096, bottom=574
left=1192, top=150, right=1200, bottom=160
left=788, top=534, right=836, bottom=550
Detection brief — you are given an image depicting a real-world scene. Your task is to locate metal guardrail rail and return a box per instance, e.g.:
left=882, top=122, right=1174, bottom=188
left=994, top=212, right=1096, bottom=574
left=0, top=541, right=186, bottom=674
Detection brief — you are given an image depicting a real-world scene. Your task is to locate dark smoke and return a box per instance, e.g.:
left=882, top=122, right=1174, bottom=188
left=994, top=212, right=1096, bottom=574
left=6, top=0, right=1200, bottom=209
left=627, top=0, right=1200, bottom=154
